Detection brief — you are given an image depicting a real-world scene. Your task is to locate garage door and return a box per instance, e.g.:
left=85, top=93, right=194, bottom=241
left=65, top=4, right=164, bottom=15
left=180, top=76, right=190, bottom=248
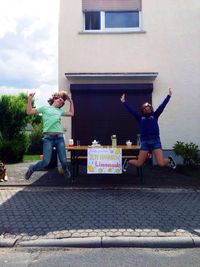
left=71, top=83, right=153, bottom=146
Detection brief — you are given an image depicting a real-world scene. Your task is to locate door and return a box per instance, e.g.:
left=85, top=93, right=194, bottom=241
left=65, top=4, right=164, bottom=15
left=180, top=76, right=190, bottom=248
left=71, top=83, right=152, bottom=145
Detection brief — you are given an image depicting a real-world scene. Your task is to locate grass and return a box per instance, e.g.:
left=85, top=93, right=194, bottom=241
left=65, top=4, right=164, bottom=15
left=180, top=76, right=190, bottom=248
left=23, top=154, right=41, bottom=162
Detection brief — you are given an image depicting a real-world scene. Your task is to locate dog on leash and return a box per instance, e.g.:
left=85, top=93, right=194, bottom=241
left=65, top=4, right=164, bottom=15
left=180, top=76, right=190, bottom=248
left=0, top=161, right=8, bottom=182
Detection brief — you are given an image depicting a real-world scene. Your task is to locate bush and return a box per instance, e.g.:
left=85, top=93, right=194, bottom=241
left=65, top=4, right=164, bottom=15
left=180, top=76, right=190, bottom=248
left=0, top=94, right=28, bottom=139
left=0, top=93, right=42, bottom=162
left=0, top=133, right=30, bottom=163
left=27, top=123, right=43, bottom=155
left=173, top=141, right=200, bottom=166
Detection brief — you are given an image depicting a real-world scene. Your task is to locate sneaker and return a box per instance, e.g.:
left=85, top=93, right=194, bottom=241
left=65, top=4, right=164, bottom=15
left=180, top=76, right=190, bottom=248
left=168, top=156, right=176, bottom=169
left=64, top=168, right=71, bottom=179
left=122, top=159, right=129, bottom=172
left=57, top=167, right=64, bottom=174
left=25, top=165, right=34, bottom=180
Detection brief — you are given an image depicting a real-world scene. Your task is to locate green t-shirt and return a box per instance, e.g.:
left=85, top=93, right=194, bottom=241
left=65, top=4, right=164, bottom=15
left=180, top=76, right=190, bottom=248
left=37, top=105, right=66, bottom=133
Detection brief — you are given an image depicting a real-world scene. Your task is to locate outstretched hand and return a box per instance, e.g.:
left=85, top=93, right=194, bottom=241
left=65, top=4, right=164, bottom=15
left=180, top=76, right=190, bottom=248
left=168, top=88, right=172, bottom=96
left=120, top=94, right=126, bottom=103
left=28, top=92, right=35, bottom=99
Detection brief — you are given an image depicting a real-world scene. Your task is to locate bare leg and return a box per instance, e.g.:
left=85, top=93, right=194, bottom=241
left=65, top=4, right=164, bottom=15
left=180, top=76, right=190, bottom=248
left=153, top=149, right=169, bottom=167
left=129, top=150, right=149, bottom=167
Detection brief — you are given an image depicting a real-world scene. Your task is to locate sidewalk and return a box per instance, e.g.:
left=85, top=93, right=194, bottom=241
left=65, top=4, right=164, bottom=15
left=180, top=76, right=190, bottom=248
left=0, top=163, right=200, bottom=248
left=3, top=162, right=200, bottom=188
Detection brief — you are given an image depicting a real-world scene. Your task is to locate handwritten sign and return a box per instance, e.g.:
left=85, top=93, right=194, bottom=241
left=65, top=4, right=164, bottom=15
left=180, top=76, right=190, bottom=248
left=87, top=148, right=122, bottom=174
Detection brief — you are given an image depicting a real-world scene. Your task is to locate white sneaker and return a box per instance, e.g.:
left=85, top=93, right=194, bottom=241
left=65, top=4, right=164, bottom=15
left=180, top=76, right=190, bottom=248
left=168, top=156, right=176, bottom=169
left=122, top=159, right=129, bottom=172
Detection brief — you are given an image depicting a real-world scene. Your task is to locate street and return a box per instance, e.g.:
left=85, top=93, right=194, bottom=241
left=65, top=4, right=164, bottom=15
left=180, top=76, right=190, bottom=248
left=0, top=247, right=200, bottom=267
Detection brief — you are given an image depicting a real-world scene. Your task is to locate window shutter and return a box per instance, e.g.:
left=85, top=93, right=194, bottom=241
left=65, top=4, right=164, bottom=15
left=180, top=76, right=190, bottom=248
left=82, top=0, right=141, bottom=12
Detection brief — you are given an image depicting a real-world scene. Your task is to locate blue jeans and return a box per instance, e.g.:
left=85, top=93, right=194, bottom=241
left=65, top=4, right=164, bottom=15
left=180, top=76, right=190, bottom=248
left=31, top=134, right=68, bottom=172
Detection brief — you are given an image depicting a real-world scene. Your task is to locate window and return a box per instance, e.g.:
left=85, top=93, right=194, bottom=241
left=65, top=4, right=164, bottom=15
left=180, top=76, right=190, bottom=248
left=82, top=0, right=142, bottom=32
left=85, top=12, right=100, bottom=30
left=84, top=11, right=140, bottom=31
left=105, top=11, right=139, bottom=28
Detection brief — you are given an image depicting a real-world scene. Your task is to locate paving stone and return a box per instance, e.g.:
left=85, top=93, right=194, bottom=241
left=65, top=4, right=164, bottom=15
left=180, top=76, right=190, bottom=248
left=1, top=166, right=200, bottom=243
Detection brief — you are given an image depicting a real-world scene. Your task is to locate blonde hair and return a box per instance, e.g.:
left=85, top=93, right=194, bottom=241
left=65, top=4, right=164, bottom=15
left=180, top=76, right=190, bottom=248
left=48, top=90, right=70, bottom=107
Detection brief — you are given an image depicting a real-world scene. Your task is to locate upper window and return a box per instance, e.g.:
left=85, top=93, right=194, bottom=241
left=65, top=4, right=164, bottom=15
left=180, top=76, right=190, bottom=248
left=105, top=11, right=139, bottom=28
left=85, top=11, right=140, bottom=31
left=85, top=12, right=101, bottom=30
left=82, top=0, right=142, bottom=32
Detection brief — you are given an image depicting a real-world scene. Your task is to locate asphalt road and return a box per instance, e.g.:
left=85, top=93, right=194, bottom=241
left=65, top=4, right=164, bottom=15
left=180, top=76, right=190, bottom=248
left=0, top=248, right=200, bottom=267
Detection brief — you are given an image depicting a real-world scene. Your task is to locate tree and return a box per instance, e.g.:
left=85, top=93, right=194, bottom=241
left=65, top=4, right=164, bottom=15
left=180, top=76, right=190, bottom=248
left=0, top=93, right=42, bottom=163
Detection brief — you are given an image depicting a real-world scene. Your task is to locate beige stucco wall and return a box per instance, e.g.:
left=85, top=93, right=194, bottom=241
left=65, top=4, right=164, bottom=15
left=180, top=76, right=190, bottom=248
left=59, top=0, right=200, bottom=148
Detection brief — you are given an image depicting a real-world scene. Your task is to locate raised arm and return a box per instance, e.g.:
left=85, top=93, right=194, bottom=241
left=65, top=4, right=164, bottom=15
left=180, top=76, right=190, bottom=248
left=120, top=94, right=141, bottom=121
left=154, top=88, right=172, bottom=118
left=65, top=96, right=74, bottom=117
left=26, top=93, right=38, bottom=115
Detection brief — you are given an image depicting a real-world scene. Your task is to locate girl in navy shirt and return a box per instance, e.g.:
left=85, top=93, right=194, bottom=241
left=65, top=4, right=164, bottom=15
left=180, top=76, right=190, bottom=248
left=120, top=88, right=176, bottom=171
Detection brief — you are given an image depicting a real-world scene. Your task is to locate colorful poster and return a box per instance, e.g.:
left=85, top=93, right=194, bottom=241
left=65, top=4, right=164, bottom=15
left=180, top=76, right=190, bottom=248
left=87, top=148, right=122, bottom=174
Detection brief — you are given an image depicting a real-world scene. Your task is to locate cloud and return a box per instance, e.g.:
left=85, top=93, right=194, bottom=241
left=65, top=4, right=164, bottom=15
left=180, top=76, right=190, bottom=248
left=0, top=0, right=59, bottom=106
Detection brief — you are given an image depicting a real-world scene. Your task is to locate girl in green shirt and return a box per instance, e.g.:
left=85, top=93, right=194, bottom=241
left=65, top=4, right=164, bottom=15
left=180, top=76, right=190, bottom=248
left=25, top=91, right=74, bottom=181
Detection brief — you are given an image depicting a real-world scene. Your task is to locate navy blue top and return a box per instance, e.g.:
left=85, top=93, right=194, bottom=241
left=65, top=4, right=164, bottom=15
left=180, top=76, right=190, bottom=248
left=123, top=95, right=171, bottom=142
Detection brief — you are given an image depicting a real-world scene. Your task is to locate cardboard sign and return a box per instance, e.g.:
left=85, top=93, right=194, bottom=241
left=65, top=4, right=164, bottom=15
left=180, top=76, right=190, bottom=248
left=87, top=148, right=122, bottom=174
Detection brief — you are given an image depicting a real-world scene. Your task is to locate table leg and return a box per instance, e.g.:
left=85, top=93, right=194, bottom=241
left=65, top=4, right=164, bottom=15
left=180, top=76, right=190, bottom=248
left=70, top=150, right=76, bottom=183
left=136, top=166, right=144, bottom=184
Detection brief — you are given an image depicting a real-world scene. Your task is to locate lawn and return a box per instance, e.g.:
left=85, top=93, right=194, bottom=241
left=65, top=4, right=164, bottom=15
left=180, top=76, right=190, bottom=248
left=23, top=154, right=40, bottom=162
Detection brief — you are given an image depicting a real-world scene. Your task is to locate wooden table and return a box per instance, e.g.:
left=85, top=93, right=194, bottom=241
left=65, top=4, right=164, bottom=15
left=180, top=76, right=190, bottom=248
left=66, top=145, right=142, bottom=183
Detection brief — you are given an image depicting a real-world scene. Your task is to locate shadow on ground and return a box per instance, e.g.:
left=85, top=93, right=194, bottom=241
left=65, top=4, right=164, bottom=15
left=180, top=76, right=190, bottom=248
left=2, top=162, right=200, bottom=188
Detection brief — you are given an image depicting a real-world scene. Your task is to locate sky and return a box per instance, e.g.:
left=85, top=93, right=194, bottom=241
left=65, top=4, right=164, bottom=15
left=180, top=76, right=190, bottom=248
left=0, top=0, right=59, bottom=106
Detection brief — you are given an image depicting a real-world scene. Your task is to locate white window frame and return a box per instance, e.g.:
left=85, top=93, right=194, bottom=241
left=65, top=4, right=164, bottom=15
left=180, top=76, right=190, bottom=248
left=83, top=11, right=142, bottom=32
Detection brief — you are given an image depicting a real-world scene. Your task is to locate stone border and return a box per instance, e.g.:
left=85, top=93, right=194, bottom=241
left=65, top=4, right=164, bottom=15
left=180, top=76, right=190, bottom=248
left=1, top=236, right=199, bottom=248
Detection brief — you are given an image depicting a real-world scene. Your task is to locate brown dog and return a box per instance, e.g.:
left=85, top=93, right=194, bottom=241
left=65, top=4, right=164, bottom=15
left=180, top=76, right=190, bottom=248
left=0, top=161, right=8, bottom=182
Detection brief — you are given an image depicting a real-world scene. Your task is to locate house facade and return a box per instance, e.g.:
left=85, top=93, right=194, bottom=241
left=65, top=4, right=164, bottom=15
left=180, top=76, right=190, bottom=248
left=59, top=0, right=200, bottom=149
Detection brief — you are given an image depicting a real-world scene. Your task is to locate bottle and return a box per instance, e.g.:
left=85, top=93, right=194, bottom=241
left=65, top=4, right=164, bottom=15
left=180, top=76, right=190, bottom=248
left=111, top=135, right=117, bottom=147
left=136, top=134, right=141, bottom=146
left=69, top=139, right=74, bottom=147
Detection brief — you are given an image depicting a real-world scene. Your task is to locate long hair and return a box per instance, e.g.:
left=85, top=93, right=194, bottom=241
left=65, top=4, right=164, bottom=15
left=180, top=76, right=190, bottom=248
left=48, top=90, right=70, bottom=107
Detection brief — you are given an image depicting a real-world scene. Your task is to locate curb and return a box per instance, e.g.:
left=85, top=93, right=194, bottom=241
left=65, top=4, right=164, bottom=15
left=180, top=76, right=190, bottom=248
left=1, top=186, right=200, bottom=193
left=102, top=236, right=196, bottom=248
left=18, top=237, right=101, bottom=248
left=0, top=238, right=17, bottom=247
left=8, top=236, right=200, bottom=248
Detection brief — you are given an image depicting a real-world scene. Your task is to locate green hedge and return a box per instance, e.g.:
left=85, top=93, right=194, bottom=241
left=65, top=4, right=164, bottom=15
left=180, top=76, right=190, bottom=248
left=0, top=134, right=30, bottom=163
left=27, top=123, right=43, bottom=155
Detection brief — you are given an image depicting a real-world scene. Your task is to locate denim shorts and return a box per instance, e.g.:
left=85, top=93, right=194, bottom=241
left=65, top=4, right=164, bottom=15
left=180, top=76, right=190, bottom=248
left=140, top=138, right=162, bottom=151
